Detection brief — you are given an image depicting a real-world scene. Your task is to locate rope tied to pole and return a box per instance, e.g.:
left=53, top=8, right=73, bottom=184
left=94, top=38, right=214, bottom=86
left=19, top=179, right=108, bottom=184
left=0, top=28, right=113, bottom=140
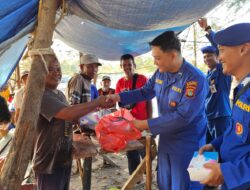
left=28, top=47, right=55, bottom=74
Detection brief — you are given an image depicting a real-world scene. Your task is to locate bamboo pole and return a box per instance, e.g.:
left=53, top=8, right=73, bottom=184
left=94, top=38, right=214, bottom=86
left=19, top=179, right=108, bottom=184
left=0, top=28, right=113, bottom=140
left=193, top=23, right=197, bottom=67
left=0, top=0, right=59, bottom=189
left=146, top=136, right=152, bottom=190
left=16, top=64, right=21, bottom=89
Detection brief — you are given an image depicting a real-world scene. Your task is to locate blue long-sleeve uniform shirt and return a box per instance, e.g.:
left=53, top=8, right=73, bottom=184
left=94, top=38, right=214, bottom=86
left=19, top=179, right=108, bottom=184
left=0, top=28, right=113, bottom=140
left=120, top=60, right=209, bottom=154
left=212, top=74, right=250, bottom=190
left=205, top=30, right=232, bottom=120
left=91, top=84, right=99, bottom=100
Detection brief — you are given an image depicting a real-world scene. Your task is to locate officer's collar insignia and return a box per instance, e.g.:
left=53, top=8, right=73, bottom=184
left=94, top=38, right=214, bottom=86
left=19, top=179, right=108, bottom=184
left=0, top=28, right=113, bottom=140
left=185, top=81, right=197, bottom=98
left=169, top=101, right=177, bottom=107
left=172, top=86, right=182, bottom=93
left=235, top=122, right=243, bottom=135
left=156, top=79, right=163, bottom=84
left=241, top=77, right=250, bottom=87
left=178, top=72, right=183, bottom=76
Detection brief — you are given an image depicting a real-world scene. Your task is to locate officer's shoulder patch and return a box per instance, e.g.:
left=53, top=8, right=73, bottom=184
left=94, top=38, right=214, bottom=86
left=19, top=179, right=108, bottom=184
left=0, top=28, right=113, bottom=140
left=155, top=79, right=163, bottom=84
left=185, top=81, right=198, bottom=98
left=235, top=122, right=243, bottom=135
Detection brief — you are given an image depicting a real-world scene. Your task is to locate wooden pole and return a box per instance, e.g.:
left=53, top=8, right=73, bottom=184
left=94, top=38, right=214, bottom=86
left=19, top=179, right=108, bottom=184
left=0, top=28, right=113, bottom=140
left=193, top=23, right=197, bottom=67
left=0, top=0, right=59, bottom=189
left=146, top=136, right=152, bottom=190
left=16, top=64, right=21, bottom=89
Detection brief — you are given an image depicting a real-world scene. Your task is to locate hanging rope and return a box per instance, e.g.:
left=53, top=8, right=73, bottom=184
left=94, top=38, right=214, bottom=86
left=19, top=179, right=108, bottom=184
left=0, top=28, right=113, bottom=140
left=28, top=47, right=55, bottom=74
left=55, top=0, right=67, bottom=27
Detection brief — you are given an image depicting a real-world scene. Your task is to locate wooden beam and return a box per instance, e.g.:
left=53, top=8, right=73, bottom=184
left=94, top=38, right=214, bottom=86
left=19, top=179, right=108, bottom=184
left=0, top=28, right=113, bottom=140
left=100, top=154, right=120, bottom=168
left=16, top=64, right=21, bottom=89
left=146, top=136, right=152, bottom=190
left=0, top=0, right=59, bottom=189
left=121, top=157, right=146, bottom=190
left=121, top=138, right=157, bottom=190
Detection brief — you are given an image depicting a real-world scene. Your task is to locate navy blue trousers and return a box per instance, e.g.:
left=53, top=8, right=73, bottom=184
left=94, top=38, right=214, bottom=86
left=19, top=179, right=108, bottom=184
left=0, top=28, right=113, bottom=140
left=126, top=149, right=145, bottom=174
left=157, top=151, right=204, bottom=190
left=36, top=166, right=71, bottom=190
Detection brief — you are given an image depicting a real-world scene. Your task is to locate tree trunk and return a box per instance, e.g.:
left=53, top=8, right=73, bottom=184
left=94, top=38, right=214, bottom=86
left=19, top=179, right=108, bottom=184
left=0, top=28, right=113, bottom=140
left=0, top=0, right=59, bottom=189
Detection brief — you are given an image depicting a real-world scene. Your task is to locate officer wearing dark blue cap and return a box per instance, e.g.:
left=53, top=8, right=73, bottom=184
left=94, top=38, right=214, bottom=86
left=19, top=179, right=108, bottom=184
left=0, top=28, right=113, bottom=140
left=201, top=46, right=217, bottom=54
left=198, top=18, right=232, bottom=144
left=199, top=22, right=250, bottom=190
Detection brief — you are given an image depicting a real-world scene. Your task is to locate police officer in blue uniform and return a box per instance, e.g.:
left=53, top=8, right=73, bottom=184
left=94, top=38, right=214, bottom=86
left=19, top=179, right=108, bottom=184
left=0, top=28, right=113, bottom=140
left=107, top=31, right=209, bottom=190
left=198, top=18, right=232, bottom=143
left=199, top=23, right=250, bottom=190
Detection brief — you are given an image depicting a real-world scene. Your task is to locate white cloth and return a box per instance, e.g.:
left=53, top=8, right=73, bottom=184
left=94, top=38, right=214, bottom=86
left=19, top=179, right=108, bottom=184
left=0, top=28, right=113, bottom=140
left=13, top=87, right=25, bottom=109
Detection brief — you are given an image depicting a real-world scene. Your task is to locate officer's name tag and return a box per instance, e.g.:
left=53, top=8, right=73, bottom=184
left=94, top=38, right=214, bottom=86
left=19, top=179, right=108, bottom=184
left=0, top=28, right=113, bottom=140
left=210, top=84, right=217, bottom=93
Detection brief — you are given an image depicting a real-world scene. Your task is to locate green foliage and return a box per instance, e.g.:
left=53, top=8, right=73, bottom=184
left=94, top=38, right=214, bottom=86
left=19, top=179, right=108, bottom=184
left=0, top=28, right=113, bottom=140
left=108, top=187, right=120, bottom=190
left=227, top=0, right=249, bottom=11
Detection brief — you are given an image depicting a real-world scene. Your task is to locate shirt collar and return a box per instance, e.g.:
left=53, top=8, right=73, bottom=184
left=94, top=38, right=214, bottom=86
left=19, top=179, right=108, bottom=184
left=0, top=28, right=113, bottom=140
left=241, top=74, right=250, bottom=87
left=81, top=73, right=92, bottom=81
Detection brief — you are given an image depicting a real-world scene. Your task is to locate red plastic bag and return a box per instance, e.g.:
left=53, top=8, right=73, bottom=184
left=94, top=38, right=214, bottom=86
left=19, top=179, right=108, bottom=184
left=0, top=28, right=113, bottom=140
left=95, top=109, right=142, bottom=152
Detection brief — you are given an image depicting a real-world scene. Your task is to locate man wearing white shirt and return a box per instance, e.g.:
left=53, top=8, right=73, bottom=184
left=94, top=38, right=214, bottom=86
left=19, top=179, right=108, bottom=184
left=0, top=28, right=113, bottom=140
left=13, top=70, right=29, bottom=123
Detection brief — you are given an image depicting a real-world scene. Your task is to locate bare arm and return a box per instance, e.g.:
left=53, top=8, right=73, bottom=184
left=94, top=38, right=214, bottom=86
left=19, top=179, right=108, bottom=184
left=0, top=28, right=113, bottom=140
left=146, top=100, right=153, bottom=119
left=55, top=96, right=110, bottom=121
left=132, top=120, right=149, bottom=131
left=14, top=108, right=20, bottom=123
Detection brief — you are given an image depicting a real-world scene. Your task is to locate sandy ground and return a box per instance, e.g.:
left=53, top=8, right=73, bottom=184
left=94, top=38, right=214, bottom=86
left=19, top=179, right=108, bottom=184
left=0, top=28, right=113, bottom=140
left=70, top=152, right=158, bottom=190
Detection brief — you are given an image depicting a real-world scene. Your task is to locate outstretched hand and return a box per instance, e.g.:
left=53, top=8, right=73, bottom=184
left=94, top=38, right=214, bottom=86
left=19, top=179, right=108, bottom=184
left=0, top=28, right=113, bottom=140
left=198, top=18, right=208, bottom=29
left=105, top=94, right=120, bottom=104
left=96, top=95, right=114, bottom=108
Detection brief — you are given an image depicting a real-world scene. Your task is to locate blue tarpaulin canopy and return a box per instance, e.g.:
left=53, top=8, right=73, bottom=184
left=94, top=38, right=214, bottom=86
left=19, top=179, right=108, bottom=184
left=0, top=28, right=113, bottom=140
left=0, top=0, right=223, bottom=88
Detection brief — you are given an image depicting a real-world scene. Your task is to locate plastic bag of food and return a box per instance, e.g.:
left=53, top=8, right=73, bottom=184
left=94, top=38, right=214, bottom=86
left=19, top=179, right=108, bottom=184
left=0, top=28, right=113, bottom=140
left=188, top=151, right=218, bottom=181
left=95, top=109, right=141, bottom=152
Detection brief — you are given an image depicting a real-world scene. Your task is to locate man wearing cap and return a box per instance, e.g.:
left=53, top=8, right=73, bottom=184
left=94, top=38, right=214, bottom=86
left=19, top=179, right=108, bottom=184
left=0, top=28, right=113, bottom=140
left=198, top=18, right=232, bottom=143
left=199, top=23, right=250, bottom=190
left=98, top=76, right=115, bottom=96
left=67, top=53, right=102, bottom=105
left=13, top=70, right=29, bottom=123
left=66, top=53, right=101, bottom=183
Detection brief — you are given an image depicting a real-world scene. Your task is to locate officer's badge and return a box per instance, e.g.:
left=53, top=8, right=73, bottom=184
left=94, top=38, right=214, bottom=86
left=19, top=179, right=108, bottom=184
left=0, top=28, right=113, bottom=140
left=185, top=81, right=197, bottom=98
left=169, top=101, right=177, bottom=107
left=156, top=79, right=163, bottom=84
left=172, top=86, right=182, bottom=93
left=235, top=122, right=243, bottom=135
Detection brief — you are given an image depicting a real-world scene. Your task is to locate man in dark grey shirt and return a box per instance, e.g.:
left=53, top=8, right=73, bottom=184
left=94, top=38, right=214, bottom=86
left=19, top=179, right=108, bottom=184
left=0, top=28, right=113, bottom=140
left=32, top=54, right=110, bottom=190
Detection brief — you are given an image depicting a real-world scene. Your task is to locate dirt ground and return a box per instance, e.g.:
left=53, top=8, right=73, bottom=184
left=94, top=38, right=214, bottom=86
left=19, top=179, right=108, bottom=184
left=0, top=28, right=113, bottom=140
left=70, top=152, right=158, bottom=190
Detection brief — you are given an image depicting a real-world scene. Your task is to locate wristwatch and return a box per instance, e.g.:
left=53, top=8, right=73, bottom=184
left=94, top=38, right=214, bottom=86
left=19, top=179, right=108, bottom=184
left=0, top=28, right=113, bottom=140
left=205, top=25, right=212, bottom=32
